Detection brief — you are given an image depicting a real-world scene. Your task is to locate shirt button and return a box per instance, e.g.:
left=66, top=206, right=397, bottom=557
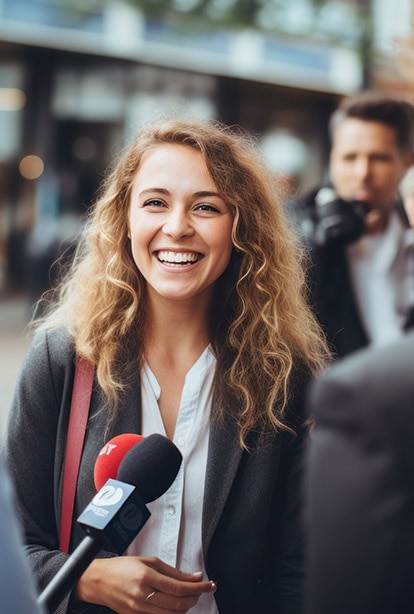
left=177, top=437, right=185, bottom=446
left=168, top=505, right=176, bottom=515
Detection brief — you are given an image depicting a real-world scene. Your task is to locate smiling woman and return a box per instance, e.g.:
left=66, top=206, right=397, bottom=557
left=4, top=117, right=330, bottom=614
left=128, top=143, right=233, bottom=308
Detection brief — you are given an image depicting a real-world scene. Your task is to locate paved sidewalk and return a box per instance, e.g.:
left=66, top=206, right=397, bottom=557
left=0, top=296, right=32, bottom=438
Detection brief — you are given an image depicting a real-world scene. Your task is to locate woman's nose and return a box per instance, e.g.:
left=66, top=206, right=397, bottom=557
left=162, top=209, right=194, bottom=238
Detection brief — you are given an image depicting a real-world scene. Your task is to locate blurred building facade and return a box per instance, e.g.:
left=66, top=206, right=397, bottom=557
left=0, top=0, right=411, bottom=300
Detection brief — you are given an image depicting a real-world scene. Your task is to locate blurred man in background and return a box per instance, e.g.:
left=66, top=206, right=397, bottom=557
left=291, top=91, right=414, bottom=359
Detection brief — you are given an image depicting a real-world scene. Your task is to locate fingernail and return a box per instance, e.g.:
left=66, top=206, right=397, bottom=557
left=192, top=571, right=203, bottom=576
left=210, top=581, right=217, bottom=592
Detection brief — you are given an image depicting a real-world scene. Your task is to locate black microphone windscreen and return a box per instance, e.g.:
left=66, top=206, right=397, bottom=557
left=117, top=433, right=182, bottom=503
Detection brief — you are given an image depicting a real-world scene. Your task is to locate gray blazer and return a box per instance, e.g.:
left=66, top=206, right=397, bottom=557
left=305, top=332, right=414, bottom=614
left=4, top=327, right=307, bottom=614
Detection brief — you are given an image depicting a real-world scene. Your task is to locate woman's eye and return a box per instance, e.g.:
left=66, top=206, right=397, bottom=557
left=195, top=203, right=219, bottom=212
left=144, top=199, right=165, bottom=208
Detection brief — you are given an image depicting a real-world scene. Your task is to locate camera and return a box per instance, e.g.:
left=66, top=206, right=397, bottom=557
left=313, top=187, right=369, bottom=246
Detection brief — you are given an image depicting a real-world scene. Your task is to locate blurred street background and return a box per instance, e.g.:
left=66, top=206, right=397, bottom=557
left=1, top=0, right=414, bottom=434
left=0, top=294, right=31, bottom=437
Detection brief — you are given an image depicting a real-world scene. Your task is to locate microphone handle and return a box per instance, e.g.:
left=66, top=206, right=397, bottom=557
left=37, top=534, right=104, bottom=613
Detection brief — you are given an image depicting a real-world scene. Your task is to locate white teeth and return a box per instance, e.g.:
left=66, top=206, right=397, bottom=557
left=157, top=251, right=200, bottom=264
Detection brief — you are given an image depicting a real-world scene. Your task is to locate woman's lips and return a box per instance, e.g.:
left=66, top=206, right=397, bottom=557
left=156, top=250, right=204, bottom=266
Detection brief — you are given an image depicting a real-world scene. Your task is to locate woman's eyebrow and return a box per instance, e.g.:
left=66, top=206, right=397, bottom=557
left=193, top=190, right=222, bottom=198
left=139, top=187, right=170, bottom=197
left=139, top=188, right=222, bottom=199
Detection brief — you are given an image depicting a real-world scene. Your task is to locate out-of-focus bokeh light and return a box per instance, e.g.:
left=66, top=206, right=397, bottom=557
left=261, top=129, right=307, bottom=175
left=19, top=155, right=45, bottom=180
left=0, top=88, right=26, bottom=111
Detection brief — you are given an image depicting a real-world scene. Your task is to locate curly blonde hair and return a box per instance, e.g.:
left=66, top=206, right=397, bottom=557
left=36, top=117, right=330, bottom=445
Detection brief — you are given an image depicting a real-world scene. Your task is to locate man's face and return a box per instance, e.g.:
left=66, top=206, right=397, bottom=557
left=330, top=118, right=412, bottom=230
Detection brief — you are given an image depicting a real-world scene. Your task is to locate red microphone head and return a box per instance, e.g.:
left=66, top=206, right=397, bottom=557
left=94, top=433, right=145, bottom=491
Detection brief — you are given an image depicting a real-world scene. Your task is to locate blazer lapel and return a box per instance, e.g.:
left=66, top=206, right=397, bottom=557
left=202, top=411, right=243, bottom=554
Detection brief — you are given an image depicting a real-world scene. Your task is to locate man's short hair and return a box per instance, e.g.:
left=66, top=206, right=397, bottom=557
left=329, top=90, right=414, bottom=152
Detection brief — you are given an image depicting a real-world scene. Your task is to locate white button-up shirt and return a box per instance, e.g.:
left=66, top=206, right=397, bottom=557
left=346, top=212, right=414, bottom=347
left=127, top=346, right=219, bottom=613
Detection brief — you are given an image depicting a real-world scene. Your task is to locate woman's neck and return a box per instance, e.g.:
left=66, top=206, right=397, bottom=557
left=143, top=296, right=211, bottom=369
left=142, top=297, right=212, bottom=440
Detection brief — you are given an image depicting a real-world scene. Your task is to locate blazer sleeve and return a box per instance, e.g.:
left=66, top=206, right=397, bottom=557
left=257, top=373, right=309, bottom=614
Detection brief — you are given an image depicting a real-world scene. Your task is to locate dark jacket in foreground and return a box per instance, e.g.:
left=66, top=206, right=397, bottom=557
left=306, top=331, right=414, bottom=614
left=4, top=327, right=308, bottom=614
left=0, top=455, right=43, bottom=613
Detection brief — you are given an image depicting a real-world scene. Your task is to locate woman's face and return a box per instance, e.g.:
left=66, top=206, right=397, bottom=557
left=128, top=144, right=234, bottom=307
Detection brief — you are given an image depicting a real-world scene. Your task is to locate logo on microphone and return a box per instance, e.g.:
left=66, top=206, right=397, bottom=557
left=98, top=443, right=117, bottom=456
left=92, top=484, right=123, bottom=507
left=78, top=478, right=150, bottom=549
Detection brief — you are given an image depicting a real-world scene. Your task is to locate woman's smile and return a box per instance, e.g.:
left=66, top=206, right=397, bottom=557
left=155, top=250, right=204, bottom=267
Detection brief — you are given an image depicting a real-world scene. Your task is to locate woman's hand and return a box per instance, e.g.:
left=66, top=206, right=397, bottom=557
left=75, top=555, right=217, bottom=613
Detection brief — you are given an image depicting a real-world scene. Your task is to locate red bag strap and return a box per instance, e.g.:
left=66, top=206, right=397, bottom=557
left=59, top=357, right=94, bottom=554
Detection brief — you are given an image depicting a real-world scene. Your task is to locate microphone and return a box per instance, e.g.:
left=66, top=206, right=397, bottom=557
left=38, top=434, right=182, bottom=613
left=94, top=433, right=145, bottom=491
